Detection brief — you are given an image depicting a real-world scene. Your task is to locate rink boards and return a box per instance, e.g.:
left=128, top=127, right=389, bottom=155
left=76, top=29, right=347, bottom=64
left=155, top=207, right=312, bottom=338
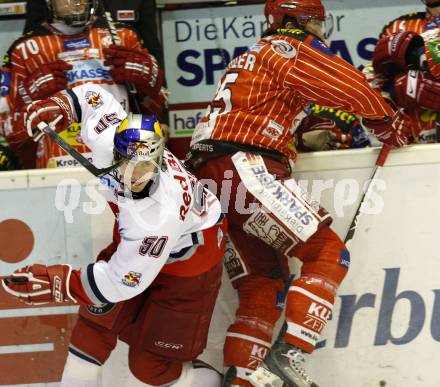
left=1, top=144, right=440, bottom=386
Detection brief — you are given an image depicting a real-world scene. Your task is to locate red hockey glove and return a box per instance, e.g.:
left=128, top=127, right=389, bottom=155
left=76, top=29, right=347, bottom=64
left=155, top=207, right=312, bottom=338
left=19, top=93, right=73, bottom=141
left=140, top=88, right=169, bottom=126
left=296, top=116, right=351, bottom=151
left=362, top=109, right=412, bottom=147
left=2, top=264, right=77, bottom=305
left=104, top=45, right=163, bottom=97
left=394, top=69, right=440, bottom=111
left=16, top=60, right=72, bottom=107
left=373, top=31, right=424, bottom=76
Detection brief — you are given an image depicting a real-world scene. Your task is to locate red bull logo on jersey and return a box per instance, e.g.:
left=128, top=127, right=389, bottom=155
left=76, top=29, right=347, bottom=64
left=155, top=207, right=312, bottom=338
left=86, top=91, right=103, bottom=109
left=127, top=142, right=151, bottom=158
left=122, top=271, right=142, bottom=287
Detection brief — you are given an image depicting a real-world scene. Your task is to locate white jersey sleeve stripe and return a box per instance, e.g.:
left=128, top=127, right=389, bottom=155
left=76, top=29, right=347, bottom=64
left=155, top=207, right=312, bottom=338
left=64, top=88, right=82, bottom=122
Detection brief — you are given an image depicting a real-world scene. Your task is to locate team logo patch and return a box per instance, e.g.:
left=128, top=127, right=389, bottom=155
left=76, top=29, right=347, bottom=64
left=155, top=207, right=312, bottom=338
left=86, top=303, right=116, bottom=315
left=271, top=39, right=297, bottom=59
left=122, top=271, right=142, bottom=287
left=86, top=91, right=103, bottom=109
left=127, top=142, right=151, bottom=158
left=262, top=120, right=284, bottom=140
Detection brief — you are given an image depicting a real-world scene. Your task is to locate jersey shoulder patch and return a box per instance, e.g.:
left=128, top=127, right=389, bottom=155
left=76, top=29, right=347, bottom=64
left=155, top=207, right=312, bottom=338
left=309, top=37, right=334, bottom=56
left=273, top=28, right=333, bottom=56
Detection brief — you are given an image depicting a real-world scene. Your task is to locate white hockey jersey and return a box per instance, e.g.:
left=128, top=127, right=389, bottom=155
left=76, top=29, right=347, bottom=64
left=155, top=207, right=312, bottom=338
left=64, top=84, right=222, bottom=304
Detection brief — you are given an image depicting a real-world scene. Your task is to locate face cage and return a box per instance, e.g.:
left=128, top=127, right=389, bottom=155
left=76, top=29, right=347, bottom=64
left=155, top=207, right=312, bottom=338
left=297, top=13, right=333, bottom=38
left=110, top=141, right=164, bottom=185
left=120, top=158, right=162, bottom=190
left=323, top=13, right=334, bottom=39
left=49, top=0, right=97, bottom=26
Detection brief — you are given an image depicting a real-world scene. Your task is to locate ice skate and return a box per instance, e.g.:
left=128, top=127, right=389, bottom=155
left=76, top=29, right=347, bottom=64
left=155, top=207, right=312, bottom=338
left=249, top=340, right=317, bottom=387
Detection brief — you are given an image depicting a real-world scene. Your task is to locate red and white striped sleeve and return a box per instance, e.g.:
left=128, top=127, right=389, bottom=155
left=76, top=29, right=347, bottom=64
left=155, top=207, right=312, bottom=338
left=283, top=40, right=394, bottom=119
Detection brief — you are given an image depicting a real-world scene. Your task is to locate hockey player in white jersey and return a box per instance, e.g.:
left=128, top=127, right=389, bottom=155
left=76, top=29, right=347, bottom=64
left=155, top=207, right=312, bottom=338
left=2, top=83, right=227, bottom=387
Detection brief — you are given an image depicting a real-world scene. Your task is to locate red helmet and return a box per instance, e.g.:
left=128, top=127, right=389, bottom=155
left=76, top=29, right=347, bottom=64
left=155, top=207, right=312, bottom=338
left=264, top=0, right=326, bottom=31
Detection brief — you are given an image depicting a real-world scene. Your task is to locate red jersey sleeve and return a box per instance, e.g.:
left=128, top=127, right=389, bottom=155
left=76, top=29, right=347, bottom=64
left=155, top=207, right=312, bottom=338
left=4, top=43, right=29, bottom=114
left=283, top=36, right=394, bottom=119
left=379, top=13, right=426, bottom=38
left=117, top=25, right=143, bottom=51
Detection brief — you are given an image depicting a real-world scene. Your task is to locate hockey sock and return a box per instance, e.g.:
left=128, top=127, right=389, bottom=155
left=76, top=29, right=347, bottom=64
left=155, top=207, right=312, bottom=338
left=60, top=352, right=101, bottom=387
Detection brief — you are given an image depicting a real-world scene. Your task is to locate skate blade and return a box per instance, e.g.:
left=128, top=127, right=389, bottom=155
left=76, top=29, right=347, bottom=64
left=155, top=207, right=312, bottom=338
left=249, top=366, right=285, bottom=387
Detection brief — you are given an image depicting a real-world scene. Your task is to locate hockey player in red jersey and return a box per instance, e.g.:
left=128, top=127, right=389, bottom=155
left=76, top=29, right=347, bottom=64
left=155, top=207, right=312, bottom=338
left=2, top=83, right=226, bottom=387
left=187, top=1, right=412, bottom=386
left=2, top=0, right=163, bottom=169
left=367, top=0, right=440, bottom=143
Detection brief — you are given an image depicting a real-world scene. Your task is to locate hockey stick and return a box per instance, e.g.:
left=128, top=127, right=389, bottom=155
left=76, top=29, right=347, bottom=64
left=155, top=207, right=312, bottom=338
left=100, top=0, right=142, bottom=114
left=343, top=144, right=391, bottom=245
left=37, top=122, right=127, bottom=177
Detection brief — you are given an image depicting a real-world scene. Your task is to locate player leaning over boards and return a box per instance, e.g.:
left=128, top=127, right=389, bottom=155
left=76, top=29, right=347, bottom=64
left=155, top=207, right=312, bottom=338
left=187, top=0, right=412, bottom=386
left=364, top=0, right=440, bottom=144
left=3, top=0, right=164, bottom=169
left=2, top=83, right=226, bottom=387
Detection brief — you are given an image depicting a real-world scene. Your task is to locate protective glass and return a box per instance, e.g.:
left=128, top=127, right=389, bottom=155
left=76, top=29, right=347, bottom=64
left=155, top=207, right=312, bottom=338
left=323, top=13, right=334, bottom=39
left=303, top=12, right=333, bottom=40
